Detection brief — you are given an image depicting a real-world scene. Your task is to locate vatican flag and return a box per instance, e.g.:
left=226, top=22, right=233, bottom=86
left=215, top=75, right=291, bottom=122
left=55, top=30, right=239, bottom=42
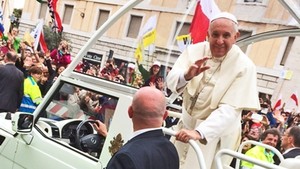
left=134, top=42, right=143, bottom=63
left=176, top=34, right=192, bottom=52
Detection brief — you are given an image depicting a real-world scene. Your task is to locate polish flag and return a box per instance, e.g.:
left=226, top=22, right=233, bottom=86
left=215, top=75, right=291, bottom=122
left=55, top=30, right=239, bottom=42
left=273, top=94, right=282, bottom=110
left=290, top=91, right=299, bottom=106
left=39, top=31, right=48, bottom=53
left=190, top=0, right=220, bottom=44
left=30, top=20, right=48, bottom=52
left=48, top=0, right=63, bottom=33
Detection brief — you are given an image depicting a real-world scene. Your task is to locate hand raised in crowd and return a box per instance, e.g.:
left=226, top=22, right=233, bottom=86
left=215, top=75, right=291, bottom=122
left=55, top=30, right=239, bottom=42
left=184, top=56, right=210, bottom=81
left=156, top=77, right=164, bottom=90
left=149, top=82, right=155, bottom=88
left=45, top=50, right=51, bottom=59
left=260, top=115, right=270, bottom=126
left=243, top=111, right=253, bottom=122
left=274, top=109, right=285, bottom=124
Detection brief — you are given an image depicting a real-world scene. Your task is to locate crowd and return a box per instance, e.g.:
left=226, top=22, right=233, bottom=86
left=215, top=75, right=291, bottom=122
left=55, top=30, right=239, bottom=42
left=236, top=96, right=300, bottom=168
left=74, top=57, right=171, bottom=95
left=1, top=12, right=300, bottom=169
left=0, top=25, right=172, bottom=115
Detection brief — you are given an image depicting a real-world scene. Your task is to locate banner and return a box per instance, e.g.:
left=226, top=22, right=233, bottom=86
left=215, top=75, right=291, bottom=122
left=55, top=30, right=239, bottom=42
left=30, top=20, right=48, bottom=52
left=273, top=94, right=282, bottom=110
left=176, top=34, right=192, bottom=52
left=290, top=91, right=299, bottom=107
left=134, top=15, right=157, bottom=62
left=0, top=6, right=4, bottom=38
left=48, top=0, right=63, bottom=32
left=190, top=0, right=220, bottom=44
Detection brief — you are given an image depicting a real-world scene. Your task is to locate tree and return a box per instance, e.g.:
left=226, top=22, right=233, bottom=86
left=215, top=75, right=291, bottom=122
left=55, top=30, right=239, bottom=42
left=43, top=25, right=66, bottom=51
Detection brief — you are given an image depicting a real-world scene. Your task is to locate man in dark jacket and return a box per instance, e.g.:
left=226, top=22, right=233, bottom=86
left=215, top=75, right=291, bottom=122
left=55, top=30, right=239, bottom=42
left=282, top=126, right=300, bottom=159
left=0, top=52, right=24, bottom=113
left=105, top=87, right=179, bottom=169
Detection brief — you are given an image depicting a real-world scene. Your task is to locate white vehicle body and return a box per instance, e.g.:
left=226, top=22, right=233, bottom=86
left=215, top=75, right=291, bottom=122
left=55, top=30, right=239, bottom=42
left=2, top=0, right=300, bottom=169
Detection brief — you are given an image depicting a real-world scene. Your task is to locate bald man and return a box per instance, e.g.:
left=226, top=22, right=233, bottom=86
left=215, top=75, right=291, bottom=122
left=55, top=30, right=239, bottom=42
left=105, top=87, right=179, bottom=169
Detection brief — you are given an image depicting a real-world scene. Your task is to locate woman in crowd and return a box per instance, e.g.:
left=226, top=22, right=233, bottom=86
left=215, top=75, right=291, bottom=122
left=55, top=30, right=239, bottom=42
left=137, top=60, right=164, bottom=90
left=50, top=40, right=71, bottom=67
left=19, top=66, right=43, bottom=113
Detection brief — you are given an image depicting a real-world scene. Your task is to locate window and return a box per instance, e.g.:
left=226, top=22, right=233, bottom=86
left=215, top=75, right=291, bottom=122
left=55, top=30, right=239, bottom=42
left=173, top=21, right=191, bottom=45
left=280, top=37, right=295, bottom=66
left=62, top=5, right=74, bottom=25
left=41, top=82, right=119, bottom=159
left=38, top=1, right=48, bottom=19
left=238, top=30, right=252, bottom=53
left=96, top=10, right=110, bottom=30
left=126, top=15, right=142, bottom=38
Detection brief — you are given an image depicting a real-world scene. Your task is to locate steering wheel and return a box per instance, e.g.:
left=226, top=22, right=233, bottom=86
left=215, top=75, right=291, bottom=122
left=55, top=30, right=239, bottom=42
left=72, top=119, right=105, bottom=155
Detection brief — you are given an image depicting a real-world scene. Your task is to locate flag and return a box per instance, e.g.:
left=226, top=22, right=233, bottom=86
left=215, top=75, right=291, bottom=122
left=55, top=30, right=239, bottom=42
left=291, top=91, right=299, bottom=107
left=39, top=31, right=48, bottom=53
left=134, top=15, right=157, bottom=62
left=0, top=6, right=4, bottom=38
left=190, top=0, right=220, bottom=44
left=23, top=32, right=35, bottom=46
left=273, top=94, right=282, bottom=110
left=138, top=15, right=157, bottom=47
left=134, top=42, right=143, bottom=63
left=48, top=0, right=63, bottom=33
left=176, top=34, right=192, bottom=52
left=142, top=30, right=156, bottom=47
left=30, top=20, right=48, bottom=52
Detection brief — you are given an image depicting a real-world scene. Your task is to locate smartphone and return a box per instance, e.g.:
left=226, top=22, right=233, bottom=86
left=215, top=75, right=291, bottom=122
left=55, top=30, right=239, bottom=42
left=251, top=113, right=263, bottom=122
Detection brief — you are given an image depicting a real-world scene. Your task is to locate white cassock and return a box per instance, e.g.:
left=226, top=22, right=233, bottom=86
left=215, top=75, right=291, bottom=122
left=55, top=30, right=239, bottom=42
left=167, top=42, right=261, bottom=169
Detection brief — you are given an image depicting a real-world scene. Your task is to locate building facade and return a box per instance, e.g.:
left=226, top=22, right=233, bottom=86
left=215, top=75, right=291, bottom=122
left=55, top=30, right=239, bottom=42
left=18, top=0, right=300, bottom=110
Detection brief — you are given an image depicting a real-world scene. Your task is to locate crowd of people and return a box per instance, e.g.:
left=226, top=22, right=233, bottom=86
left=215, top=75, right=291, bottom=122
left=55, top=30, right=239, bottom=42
left=1, top=11, right=300, bottom=169
left=74, top=57, right=170, bottom=95
left=0, top=25, right=173, bottom=115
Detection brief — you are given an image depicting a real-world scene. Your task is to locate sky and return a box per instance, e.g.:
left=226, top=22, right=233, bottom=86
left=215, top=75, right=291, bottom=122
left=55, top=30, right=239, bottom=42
left=14, top=0, right=25, bottom=9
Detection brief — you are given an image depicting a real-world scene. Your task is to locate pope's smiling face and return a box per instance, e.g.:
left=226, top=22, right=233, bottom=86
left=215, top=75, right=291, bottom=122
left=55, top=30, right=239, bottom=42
left=208, top=18, right=239, bottom=58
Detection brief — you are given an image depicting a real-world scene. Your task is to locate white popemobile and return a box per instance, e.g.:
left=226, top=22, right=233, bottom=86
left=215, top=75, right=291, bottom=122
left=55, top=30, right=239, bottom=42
left=1, top=0, right=299, bottom=169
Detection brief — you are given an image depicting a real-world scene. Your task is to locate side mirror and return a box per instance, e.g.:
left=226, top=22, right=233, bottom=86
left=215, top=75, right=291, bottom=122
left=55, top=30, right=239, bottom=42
left=12, top=112, right=34, bottom=133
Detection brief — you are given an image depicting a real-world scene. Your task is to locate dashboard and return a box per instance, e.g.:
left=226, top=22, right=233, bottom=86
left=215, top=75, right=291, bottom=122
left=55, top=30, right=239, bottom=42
left=36, top=119, right=95, bottom=142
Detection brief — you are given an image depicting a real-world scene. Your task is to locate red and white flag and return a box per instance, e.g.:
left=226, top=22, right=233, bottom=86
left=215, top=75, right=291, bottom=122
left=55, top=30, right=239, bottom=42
left=30, top=20, right=48, bottom=52
left=48, top=0, right=63, bottom=33
left=290, top=91, right=299, bottom=107
left=190, top=0, right=220, bottom=44
left=273, top=94, right=282, bottom=110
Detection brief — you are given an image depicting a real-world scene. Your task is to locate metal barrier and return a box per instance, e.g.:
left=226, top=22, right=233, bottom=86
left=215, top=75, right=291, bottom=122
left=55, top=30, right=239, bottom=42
left=235, top=140, right=284, bottom=169
left=215, top=149, right=286, bottom=169
left=162, top=128, right=207, bottom=169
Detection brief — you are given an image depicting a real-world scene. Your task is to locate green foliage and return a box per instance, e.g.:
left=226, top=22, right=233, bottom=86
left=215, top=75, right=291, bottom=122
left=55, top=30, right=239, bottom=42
left=13, top=9, right=22, bottom=18
left=43, top=25, right=65, bottom=51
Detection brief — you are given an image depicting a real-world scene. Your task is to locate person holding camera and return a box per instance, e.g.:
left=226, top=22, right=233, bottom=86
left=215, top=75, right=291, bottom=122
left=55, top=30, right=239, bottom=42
left=50, top=40, right=71, bottom=67
left=100, top=58, right=119, bottom=81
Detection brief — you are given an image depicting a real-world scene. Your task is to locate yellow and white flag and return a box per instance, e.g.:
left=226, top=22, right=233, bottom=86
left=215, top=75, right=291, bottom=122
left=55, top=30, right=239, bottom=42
left=134, top=41, right=144, bottom=63
left=134, top=15, right=157, bottom=62
left=176, top=34, right=192, bottom=52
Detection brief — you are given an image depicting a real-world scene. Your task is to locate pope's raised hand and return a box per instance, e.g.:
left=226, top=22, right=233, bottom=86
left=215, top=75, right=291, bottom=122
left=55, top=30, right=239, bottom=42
left=184, top=56, right=210, bottom=81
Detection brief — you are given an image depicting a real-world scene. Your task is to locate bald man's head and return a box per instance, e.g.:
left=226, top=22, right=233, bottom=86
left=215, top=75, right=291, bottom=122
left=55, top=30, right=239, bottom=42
left=129, top=87, right=167, bottom=130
